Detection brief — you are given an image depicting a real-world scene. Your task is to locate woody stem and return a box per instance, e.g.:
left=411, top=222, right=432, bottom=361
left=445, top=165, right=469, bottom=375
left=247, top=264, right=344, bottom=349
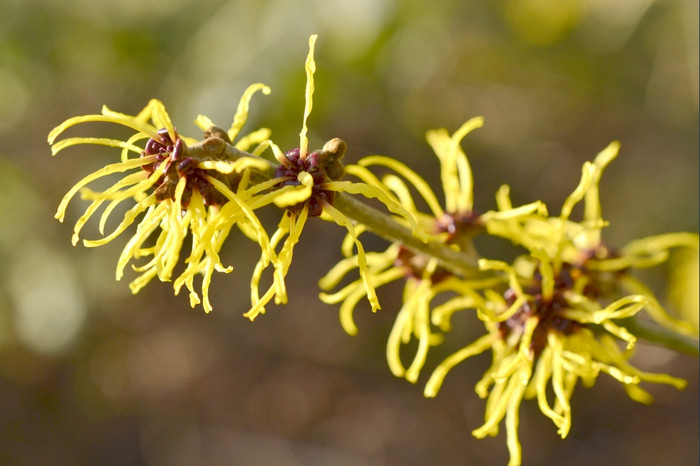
left=333, top=193, right=480, bottom=277
left=209, top=137, right=698, bottom=356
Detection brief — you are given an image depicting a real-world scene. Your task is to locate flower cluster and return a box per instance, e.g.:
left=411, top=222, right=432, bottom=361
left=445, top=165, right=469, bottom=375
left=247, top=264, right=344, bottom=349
left=320, top=120, right=698, bottom=465
left=48, top=94, right=276, bottom=313
left=49, top=35, right=698, bottom=466
left=48, top=35, right=417, bottom=318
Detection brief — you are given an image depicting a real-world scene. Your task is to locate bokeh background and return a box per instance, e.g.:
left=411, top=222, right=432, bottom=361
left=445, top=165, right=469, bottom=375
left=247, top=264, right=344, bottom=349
left=0, top=0, right=697, bottom=464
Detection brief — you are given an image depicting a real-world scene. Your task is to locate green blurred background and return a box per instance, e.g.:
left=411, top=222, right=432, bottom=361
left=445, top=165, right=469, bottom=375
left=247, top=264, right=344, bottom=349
left=0, top=0, right=697, bottom=464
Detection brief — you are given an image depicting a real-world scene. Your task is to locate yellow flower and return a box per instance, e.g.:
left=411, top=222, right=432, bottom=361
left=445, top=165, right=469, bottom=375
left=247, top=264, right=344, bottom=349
left=422, top=142, right=697, bottom=465
left=49, top=87, right=276, bottom=313
left=242, top=35, right=425, bottom=320
left=321, top=118, right=546, bottom=381
left=487, top=140, right=698, bottom=336
left=425, top=256, right=688, bottom=466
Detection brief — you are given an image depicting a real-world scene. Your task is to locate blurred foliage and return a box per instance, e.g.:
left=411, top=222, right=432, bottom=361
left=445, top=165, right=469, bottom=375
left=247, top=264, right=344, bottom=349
left=0, top=0, right=697, bottom=464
